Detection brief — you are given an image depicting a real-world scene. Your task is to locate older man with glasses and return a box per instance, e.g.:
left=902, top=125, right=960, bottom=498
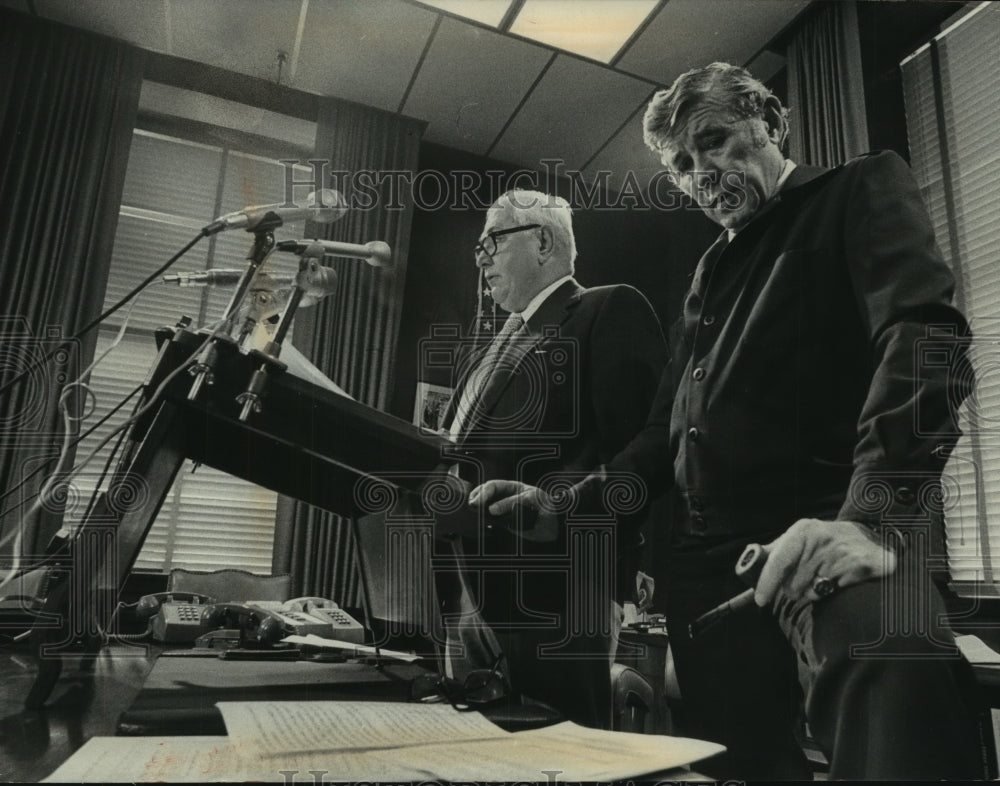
left=435, top=189, right=667, bottom=729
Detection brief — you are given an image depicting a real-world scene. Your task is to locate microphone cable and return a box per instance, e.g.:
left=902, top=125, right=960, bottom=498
left=0, top=325, right=220, bottom=593
left=0, top=229, right=209, bottom=400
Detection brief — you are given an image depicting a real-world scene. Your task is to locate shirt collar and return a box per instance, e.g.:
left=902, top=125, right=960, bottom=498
left=727, top=159, right=798, bottom=241
left=518, top=275, right=573, bottom=322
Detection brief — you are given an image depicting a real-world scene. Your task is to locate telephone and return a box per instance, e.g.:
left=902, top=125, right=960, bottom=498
left=242, top=597, right=365, bottom=644
left=135, top=592, right=216, bottom=643
left=282, top=597, right=365, bottom=644
left=134, top=592, right=364, bottom=646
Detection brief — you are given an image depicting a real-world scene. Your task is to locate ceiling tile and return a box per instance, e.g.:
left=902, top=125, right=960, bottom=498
left=511, top=0, right=658, bottom=63
left=403, top=17, right=550, bottom=155
left=32, top=0, right=169, bottom=52
left=414, top=0, right=513, bottom=27
left=168, top=0, right=303, bottom=82
left=490, top=55, right=653, bottom=171
left=294, top=0, right=438, bottom=111
left=616, top=0, right=810, bottom=85
left=580, top=105, right=665, bottom=197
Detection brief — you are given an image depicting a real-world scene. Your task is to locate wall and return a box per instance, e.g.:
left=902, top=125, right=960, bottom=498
left=387, top=141, right=717, bottom=423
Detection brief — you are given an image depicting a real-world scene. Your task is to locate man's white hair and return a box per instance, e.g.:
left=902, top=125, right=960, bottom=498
left=490, top=189, right=577, bottom=268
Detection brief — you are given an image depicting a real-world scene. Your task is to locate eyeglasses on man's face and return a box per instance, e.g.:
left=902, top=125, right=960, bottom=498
left=474, top=223, right=541, bottom=259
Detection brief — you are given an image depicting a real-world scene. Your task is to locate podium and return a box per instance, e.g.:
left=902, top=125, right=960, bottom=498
left=24, top=327, right=453, bottom=706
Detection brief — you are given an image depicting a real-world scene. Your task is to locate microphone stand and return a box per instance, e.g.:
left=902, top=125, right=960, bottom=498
left=187, top=224, right=277, bottom=401
left=236, top=248, right=323, bottom=422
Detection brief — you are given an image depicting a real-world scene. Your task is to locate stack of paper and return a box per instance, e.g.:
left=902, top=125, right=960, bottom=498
left=44, top=700, right=724, bottom=782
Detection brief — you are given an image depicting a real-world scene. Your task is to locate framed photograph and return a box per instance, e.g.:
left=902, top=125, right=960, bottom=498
left=413, top=381, right=453, bottom=431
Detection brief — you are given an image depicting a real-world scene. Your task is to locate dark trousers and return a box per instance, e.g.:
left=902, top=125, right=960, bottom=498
left=666, top=547, right=987, bottom=780
left=435, top=536, right=614, bottom=729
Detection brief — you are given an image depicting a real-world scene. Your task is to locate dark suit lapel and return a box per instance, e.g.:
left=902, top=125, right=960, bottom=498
left=461, top=279, right=582, bottom=437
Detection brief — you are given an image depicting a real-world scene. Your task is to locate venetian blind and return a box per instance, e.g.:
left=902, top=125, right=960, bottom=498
left=70, top=128, right=316, bottom=573
left=901, top=1, right=1000, bottom=594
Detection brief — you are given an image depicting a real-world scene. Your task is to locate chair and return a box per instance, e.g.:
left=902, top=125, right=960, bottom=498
left=166, top=568, right=292, bottom=603
left=610, top=662, right=655, bottom=733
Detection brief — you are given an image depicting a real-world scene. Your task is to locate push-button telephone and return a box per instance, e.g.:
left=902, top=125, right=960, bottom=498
left=135, top=593, right=364, bottom=644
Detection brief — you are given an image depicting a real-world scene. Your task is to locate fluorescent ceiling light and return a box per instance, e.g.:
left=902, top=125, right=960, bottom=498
left=415, top=0, right=515, bottom=28
left=510, top=0, right=658, bottom=63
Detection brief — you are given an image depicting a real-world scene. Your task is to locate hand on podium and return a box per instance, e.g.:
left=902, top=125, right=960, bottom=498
left=468, top=480, right=559, bottom=543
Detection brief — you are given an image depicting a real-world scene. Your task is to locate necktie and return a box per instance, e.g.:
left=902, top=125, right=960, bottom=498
left=451, top=312, right=525, bottom=434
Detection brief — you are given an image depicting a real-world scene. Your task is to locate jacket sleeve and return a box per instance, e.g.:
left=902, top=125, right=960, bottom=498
left=569, top=285, right=676, bottom=523
left=587, top=285, right=668, bottom=462
left=836, top=150, right=973, bottom=528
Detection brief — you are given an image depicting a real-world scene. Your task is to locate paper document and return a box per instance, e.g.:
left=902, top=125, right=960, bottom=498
left=384, top=721, right=725, bottom=781
left=42, top=737, right=293, bottom=783
left=956, top=634, right=1000, bottom=665
left=281, top=341, right=352, bottom=397
left=218, top=701, right=723, bottom=781
left=282, top=633, right=421, bottom=661
left=44, top=711, right=724, bottom=782
left=217, top=700, right=508, bottom=757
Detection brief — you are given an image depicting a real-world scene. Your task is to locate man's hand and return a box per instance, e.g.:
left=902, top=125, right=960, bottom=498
left=468, top=480, right=560, bottom=542
left=754, top=518, right=897, bottom=606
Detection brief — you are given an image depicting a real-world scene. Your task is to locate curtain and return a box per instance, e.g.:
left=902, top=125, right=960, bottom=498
left=786, top=0, right=870, bottom=167
left=273, top=101, right=423, bottom=601
left=0, top=11, right=143, bottom=561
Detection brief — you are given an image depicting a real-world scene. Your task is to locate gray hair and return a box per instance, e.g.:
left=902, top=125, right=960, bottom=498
left=490, top=189, right=577, bottom=268
left=642, top=62, right=789, bottom=153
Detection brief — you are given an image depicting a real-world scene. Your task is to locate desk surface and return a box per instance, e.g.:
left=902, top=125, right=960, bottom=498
left=1, top=646, right=707, bottom=783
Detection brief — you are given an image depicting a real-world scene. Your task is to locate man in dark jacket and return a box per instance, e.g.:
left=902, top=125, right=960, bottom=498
left=438, top=190, right=666, bottom=729
left=472, top=64, right=985, bottom=779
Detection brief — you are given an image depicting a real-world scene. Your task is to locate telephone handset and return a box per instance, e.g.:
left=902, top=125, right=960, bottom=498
left=202, top=602, right=287, bottom=647
left=284, top=596, right=338, bottom=611
left=135, top=592, right=215, bottom=643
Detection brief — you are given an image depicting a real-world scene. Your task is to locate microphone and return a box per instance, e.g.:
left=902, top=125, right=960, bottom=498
left=203, top=189, right=346, bottom=235
left=275, top=238, right=392, bottom=267
left=163, top=270, right=244, bottom=286
left=296, top=260, right=338, bottom=300
left=163, top=270, right=295, bottom=288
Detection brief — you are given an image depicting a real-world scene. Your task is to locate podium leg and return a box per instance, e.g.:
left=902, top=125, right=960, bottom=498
left=25, top=402, right=187, bottom=708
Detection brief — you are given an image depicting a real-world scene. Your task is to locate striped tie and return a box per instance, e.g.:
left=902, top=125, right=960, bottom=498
left=452, top=312, right=525, bottom=434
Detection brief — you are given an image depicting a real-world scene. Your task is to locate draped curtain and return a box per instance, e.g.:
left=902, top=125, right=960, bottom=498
left=273, top=101, right=423, bottom=601
left=786, top=0, right=870, bottom=167
left=0, top=11, right=143, bottom=560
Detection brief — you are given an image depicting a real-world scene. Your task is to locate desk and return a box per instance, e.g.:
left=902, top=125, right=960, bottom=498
left=2, top=645, right=709, bottom=782
left=118, top=653, right=426, bottom=736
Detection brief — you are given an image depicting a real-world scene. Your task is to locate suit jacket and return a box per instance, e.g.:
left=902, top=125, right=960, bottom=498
left=575, top=151, right=971, bottom=552
left=445, top=278, right=667, bottom=602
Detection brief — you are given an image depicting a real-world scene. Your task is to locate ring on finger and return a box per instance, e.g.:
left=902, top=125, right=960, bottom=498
left=812, top=575, right=837, bottom=598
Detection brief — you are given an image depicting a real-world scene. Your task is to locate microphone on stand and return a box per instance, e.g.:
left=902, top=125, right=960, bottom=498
left=163, top=270, right=245, bottom=286
left=275, top=238, right=392, bottom=267
left=202, top=189, right=346, bottom=235
left=295, top=260, right=339, bottom=301
left=164, top=270, right=297, bottom=289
